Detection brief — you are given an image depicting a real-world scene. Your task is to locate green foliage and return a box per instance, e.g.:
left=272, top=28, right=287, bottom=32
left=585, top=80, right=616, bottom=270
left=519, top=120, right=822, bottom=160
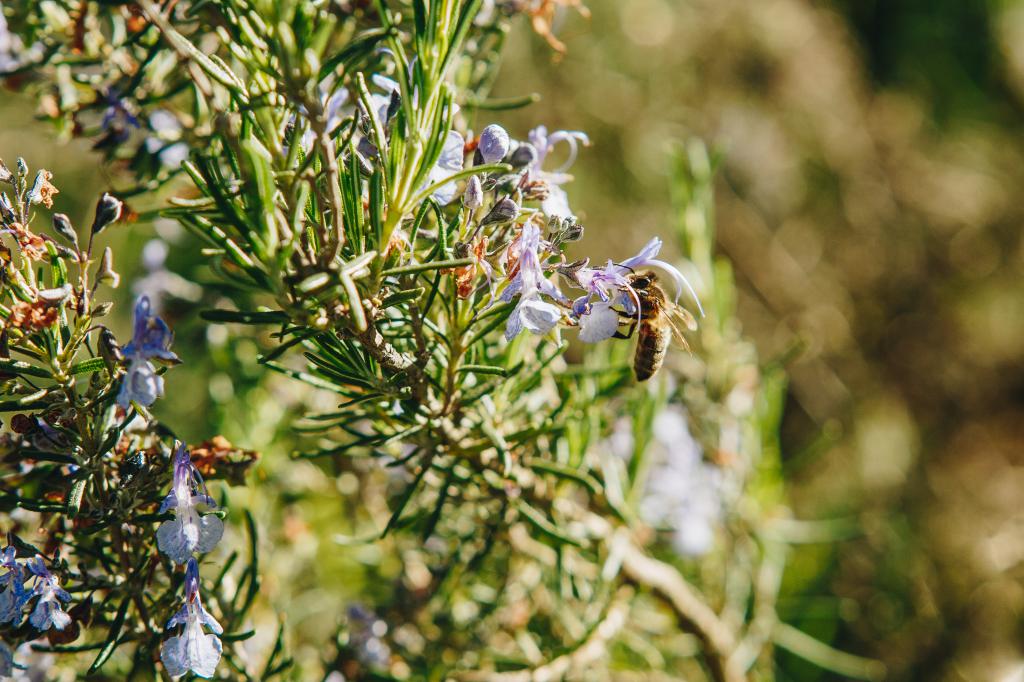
left=0, top=1, right=885, bottom=680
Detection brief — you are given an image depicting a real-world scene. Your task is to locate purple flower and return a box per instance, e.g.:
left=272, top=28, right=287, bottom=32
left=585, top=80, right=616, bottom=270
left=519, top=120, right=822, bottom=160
left=639, top=407, right=724, bottom=557
left=117, top=296, right=179, bottom=410
left=500, top=222, right=566, bottom=340
left=427, top=131, right=466, bottom=205
left=157, top=445, right=224, bottom=565
left=25, top=558, right=71, bottom=631
left=525, top=126, right=590, bottom=219
left=477, top=124, right=510, bottom=164
left=0, top=547, right=28, bottom=625
left=571, top=237, right=703, bottom=343
left=346, top=605, right=391, bottom=668
left=100, top=89, right=141, bottom=134
left=619, top=237, right=704, bottom=315
left=161, top=559, right=223, bottom=679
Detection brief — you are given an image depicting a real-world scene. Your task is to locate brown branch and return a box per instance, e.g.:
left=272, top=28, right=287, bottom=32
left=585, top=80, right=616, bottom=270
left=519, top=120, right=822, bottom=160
left=356, top=324, right=430, bottom=404
left=612, top=530, right=747, bottom=682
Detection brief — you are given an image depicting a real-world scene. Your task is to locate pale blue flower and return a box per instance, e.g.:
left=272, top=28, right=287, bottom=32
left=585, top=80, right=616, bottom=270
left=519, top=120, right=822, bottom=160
left=25, top=558, right=71, bottom=631
left=117, top=295, right=179, bottom=409
left=0, top=548, right=27, bottom=625
left=526, top=126, right=590, bottom=218
left=157, top=445, right=224, bottom=565
left=619, top=237, right=704, bottom=316
left=571, top=237, right=703, bottom=343
left=500, top=222, right=566, bottom=340
left=639, top=407, right=724, bottom=557
left=161, top=559, right=223, bottom=679
left=427, top=131, right=465, bottom=205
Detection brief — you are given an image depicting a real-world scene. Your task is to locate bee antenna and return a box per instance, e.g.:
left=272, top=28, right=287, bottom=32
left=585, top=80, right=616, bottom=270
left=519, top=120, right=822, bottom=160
left=615, top=262, right=635, bottom=273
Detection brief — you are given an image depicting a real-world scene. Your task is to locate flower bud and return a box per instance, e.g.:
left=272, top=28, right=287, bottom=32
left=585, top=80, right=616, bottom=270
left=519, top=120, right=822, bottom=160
left=97, top=247, right=120, bottom=287
left=99, top=327, right=124, bottom=372
left=52, top=214, right=78, bottom=246
left=464, top=175, right=483, bottom=209
left=90, top=193, right=123, bottom=235
left=551, top=216, right=584, bottom=244
left=509, top=142, right=538, bottom=169
left=479, top=196, right=519, bottom=226
left=475, top=124, right=510, bottom=165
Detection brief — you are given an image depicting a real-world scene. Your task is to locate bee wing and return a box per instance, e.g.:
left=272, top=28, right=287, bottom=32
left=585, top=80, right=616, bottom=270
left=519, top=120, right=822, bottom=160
left=670, top=304, right=698, bottom=332
left=666, top=305, right=697, bottom=352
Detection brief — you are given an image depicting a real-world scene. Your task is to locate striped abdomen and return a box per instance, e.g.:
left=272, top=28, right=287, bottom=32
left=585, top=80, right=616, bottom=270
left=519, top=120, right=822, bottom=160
left=634, top=319, right=670, bottom=381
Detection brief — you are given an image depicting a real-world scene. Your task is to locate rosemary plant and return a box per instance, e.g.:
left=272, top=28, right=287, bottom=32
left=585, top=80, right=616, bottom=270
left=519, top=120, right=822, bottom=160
left=0, top=1, right=885, bottom=680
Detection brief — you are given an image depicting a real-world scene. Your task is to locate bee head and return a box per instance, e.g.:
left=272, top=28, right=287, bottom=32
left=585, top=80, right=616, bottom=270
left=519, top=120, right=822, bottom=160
left=628, top=271, right=659, bottom=290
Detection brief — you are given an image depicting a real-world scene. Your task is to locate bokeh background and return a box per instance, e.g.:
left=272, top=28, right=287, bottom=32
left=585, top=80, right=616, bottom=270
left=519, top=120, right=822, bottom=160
left=4, top=1, right=1024, bottom=679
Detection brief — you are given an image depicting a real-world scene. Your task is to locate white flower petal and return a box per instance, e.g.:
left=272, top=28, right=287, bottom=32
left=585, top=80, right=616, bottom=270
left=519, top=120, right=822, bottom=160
left=186, top=628, right=223, bottom=679
left=541, top=185, right=573, bottom=219
left=504, top=307, right=524, bottom=341
left=578, top=302, right=620, bottom=343
left=161, top=634, right=189, bottom=678
left=518, top=297, right=562, bottom=335
left=195, top=515, right=224, bottom=555
left=157, top=518, right=192, bottom=565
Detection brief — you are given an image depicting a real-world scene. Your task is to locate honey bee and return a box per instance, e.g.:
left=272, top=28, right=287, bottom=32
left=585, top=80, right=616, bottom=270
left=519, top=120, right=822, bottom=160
left=620, top=272, right=697, bottom=381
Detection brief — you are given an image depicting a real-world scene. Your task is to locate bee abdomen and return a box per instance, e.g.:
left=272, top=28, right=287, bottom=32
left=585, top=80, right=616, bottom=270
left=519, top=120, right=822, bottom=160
left=634, top=322, right=670, bottom=381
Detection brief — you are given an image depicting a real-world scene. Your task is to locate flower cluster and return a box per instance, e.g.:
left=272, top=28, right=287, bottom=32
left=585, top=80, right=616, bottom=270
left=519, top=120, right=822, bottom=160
left=0, top=548, right=73, bottom=672
left=441, top=123, right=702, bottom=346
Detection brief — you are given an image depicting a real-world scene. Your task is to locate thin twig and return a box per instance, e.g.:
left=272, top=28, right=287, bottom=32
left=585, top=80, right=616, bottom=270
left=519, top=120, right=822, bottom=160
left=610, top=529, right=746, bottom=682
left=135, top=0, right=215, bottom=100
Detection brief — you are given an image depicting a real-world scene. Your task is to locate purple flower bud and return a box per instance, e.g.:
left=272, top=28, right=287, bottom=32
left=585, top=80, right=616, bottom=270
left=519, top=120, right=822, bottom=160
left=480, top=197, right=519, bottom=226
left=464, top=175, right=483, bottom=209
left=52, top=213, right=77, bottom=245
left=91, top=193, right=123, bottom=235
left=476, top=124, right=510, bottom=165
left=509, top=143, right=538, bottom=169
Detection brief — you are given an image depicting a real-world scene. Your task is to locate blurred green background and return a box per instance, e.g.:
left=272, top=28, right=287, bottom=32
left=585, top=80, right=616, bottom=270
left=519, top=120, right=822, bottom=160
left=5, top=0, right=1024, bottom=679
